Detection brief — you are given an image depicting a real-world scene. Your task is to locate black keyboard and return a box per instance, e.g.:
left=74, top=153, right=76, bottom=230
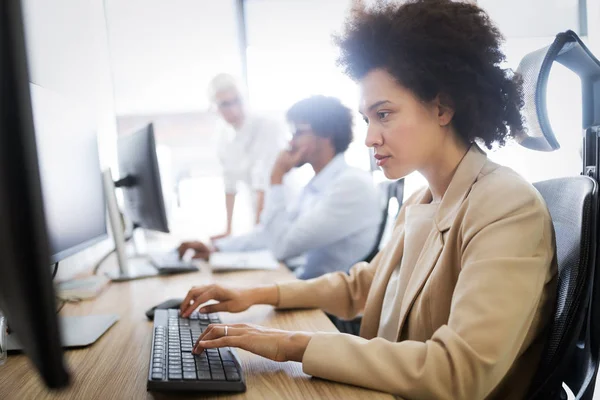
left=148, top=252, right=199, bottom=275
left=147, top=309, right=246, bottom=393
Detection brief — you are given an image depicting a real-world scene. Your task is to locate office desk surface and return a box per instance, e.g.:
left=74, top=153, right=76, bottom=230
left=0, top=262, right=393, bottom=400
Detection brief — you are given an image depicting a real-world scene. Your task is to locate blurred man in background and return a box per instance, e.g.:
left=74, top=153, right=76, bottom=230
left=208, top=73, right=287, bottom=240
left=180, top=95, right=381, bottom=279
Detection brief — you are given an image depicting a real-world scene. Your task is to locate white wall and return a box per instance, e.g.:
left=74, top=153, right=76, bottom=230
left=478, top=0, right=581, bottom=37
left=105, top=0, right=243, bottom=115
left=588, top=0, right=600, bottom=55
left=22, top=0, right=119, bottom=280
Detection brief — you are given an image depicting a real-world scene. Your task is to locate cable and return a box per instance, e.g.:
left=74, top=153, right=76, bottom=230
left=55, top=297, right=67, bottom=314
left=92, top=233, right=133, bottom=275
left=92, top=247, right=117, bottom=275
left=52, top=262, right=59, bottom=279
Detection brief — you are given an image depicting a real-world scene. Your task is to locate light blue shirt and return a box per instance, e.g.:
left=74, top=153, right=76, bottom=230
left=214, top=154, right=382, bottom=279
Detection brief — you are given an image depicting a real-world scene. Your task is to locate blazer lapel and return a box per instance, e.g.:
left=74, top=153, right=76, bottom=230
left=360, top=228, right=406, bottom=339
left=394, top=144, right=489, bottom=339
left=360, top=189, right=432, bottom=339
left=395, top=230, right=444, bottom=338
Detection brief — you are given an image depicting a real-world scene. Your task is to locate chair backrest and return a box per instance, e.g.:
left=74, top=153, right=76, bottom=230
left=528, top=176, right=598, bottom=399
left=363, top=179, right=404, bottom=263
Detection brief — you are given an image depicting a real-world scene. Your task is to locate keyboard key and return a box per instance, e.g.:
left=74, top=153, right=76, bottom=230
left=197, top=371, right=212, bottom=380
left=226, top=372, right=241, bottom=381
left=212, top=373, right=226, bottom=381
left=220, top=349, right=235, bottom=362
left=183, top=367, right=196, bottom=372
left=168, top=373, right=182, bottom=380
left=152, top=367, right=163, bottom=373
left=151, top=373, right=163, bottom=380
left=183, top=372, right=197, bottom=380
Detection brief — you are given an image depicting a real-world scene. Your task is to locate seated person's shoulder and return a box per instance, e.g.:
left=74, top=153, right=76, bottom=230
left=465, top=162, right=551, bottom=225
left=332, top=167, right=377, bottom=194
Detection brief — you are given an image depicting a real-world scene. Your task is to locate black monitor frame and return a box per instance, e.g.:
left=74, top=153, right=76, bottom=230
left=0, top=0, right=69, bottom=388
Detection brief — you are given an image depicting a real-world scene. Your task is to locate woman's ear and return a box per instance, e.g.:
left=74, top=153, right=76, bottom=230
left=435, top=94, right=455, bottom=127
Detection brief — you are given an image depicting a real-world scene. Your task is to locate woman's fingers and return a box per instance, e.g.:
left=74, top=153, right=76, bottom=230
left=181, top=286, right=221, bottom=317
left=180, top=287, right=201, bottom=315
left=196, top=336, right=241, bottom=351
left=199, top=302, right=230, bottom=314
left=193, top=324, right=246, bottom=353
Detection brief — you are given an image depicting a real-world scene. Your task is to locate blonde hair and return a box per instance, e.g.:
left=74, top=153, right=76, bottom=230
left=207, top=73, right=242, bottom=103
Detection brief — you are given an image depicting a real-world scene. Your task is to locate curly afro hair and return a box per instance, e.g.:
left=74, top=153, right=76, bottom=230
left=335, top=0, right=524, bottom=149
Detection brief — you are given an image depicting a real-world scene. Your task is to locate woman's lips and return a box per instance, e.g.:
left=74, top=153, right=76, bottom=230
left=374, top=154, right=391, bottom=167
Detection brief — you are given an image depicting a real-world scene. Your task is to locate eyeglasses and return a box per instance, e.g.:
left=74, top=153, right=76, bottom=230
left=292, top=128, right=312, bottom=138
left=216, top=97, right=242, bottom=110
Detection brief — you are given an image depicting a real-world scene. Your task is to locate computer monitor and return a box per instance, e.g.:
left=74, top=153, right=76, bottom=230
left=117, top=123, right=169, bottom=234
left=102, top=123, right=172, bottom=281
left=30, top=83, right=108, bottom=263
left=0, top=0, right=69, bottom=388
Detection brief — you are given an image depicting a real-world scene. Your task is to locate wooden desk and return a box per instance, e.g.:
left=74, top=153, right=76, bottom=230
left=0, top=261, right=394, bottom=400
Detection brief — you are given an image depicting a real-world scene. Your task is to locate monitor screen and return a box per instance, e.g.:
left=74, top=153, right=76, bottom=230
left=29, top=84, right=107, bottom=262
left=118, top=124, right=169, bottom=233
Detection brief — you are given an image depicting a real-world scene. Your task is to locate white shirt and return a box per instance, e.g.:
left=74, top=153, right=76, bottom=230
left=214, top=154, right=382, bottom=279
left=216, top=114, right=288, bottom=198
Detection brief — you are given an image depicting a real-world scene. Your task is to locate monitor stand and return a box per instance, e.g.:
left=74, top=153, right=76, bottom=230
left=7, top=314, right=119, bottom=351
left=102, top=169, right=160, bottom=282
left=104, top=257, right=159, bottom=282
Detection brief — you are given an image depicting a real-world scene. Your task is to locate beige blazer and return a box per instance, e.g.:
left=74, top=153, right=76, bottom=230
left=277, top=145, right=557, bottom=400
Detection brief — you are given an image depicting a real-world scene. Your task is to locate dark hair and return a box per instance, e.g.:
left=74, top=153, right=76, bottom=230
left=335, top=0, right=524, bottom=149
left=286, top=95, right=354, bottom=154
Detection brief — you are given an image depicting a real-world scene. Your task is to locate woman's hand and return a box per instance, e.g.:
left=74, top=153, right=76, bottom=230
left=180, top=284, right=279, bottom=318
left=193, top=323, right=313, bottom=363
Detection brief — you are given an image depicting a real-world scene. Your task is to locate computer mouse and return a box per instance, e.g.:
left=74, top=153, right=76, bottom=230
left=145, top=298, right=184, bottom=320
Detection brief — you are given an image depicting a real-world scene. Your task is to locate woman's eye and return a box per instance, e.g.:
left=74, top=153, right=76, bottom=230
left=377, top=111, right=390, bottom=120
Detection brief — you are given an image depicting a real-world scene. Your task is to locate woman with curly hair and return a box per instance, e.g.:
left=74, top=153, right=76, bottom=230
left=180, top=1, right=558, bottom=398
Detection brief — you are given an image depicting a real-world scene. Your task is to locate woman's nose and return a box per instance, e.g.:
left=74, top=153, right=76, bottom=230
left=365, top=124, right=383, bottom=148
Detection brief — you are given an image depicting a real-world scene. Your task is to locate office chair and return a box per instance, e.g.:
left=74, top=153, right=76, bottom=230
left=513, top=30, right=600, bottom=400
left=528, top=177, right=597, bottom=399
left=364, top=179, right=405, bottom=263
left=330, top=179, right=406, bottom=336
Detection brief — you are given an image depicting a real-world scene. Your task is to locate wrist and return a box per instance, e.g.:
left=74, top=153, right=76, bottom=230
left=270, top=170, right=284, bottom=185
left=248, top=285, right=279, bottom=306
left=285, top=331, right=313, bottom=362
